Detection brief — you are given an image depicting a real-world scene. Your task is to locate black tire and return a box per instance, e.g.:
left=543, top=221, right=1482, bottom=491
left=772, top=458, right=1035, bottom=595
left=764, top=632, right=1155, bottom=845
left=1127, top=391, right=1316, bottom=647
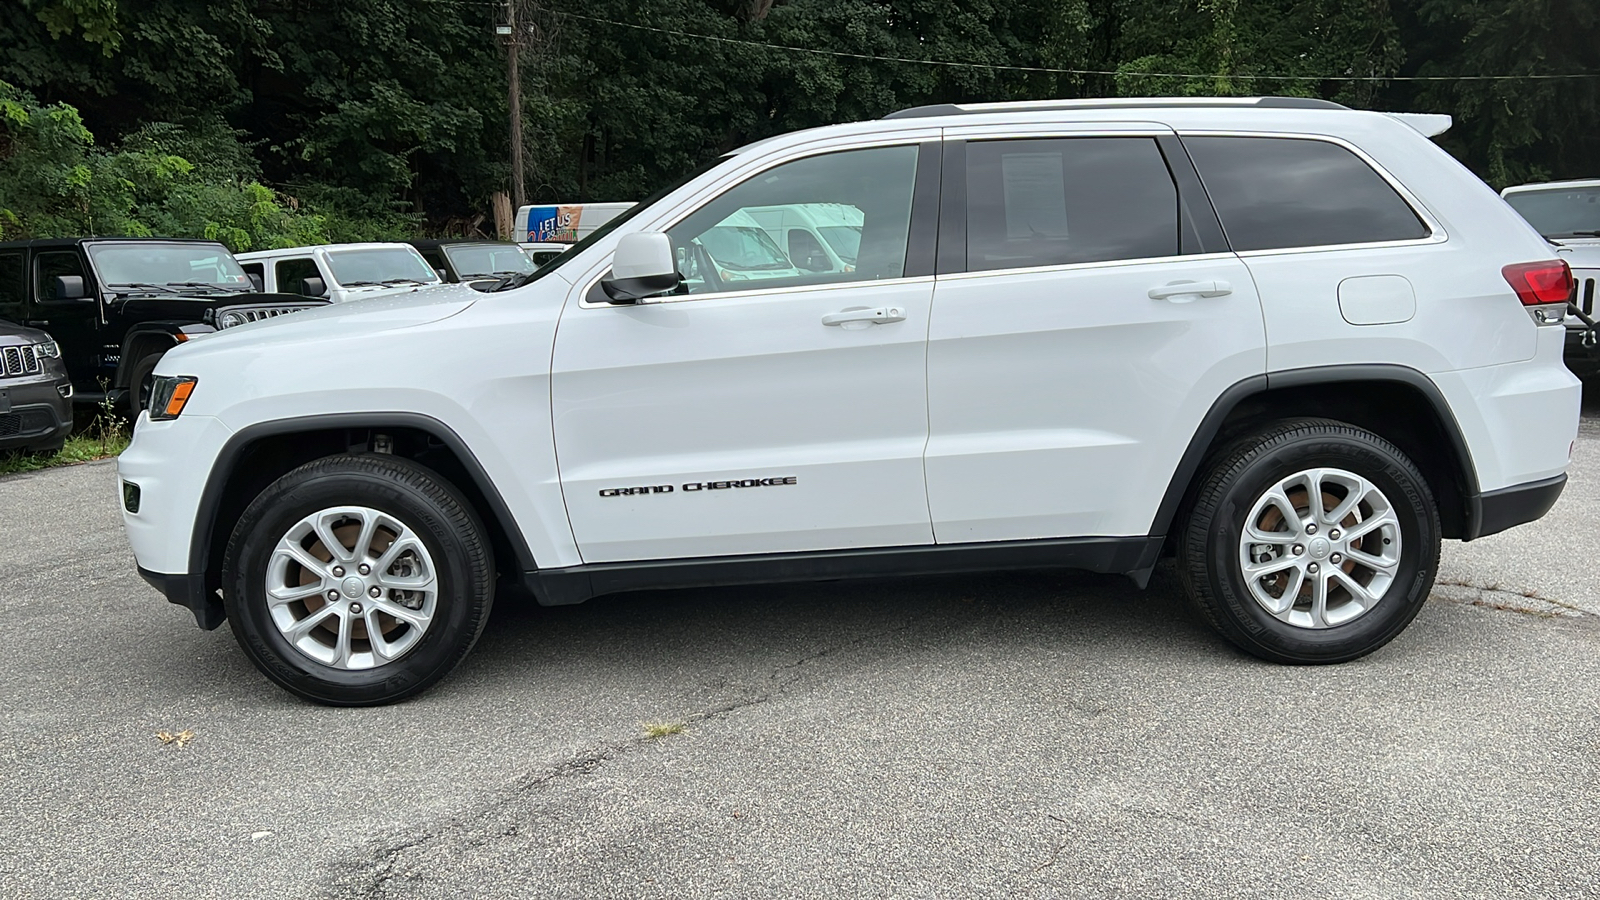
left=1177, top=418, right=1440, bottom=664
left=128, top=352, right=162, bottom=414
left=221, top=454, right=495, bottom=705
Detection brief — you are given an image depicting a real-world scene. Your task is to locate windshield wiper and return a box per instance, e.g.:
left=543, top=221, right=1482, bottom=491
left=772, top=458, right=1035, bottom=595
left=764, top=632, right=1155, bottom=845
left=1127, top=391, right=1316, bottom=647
left=1550, top=230, right=1600, bottom=238
left=490, top=272, right=538, bottom=292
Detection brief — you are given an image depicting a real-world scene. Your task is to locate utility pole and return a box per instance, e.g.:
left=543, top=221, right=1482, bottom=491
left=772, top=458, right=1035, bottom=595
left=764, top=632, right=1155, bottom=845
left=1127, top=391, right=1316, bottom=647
left=502, top=0, right=526, bottom=211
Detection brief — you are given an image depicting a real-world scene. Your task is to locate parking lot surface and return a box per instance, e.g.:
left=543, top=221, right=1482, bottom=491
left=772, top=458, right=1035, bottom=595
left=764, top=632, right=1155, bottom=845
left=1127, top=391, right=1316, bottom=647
left=3, top=391, right=1599, bottom=899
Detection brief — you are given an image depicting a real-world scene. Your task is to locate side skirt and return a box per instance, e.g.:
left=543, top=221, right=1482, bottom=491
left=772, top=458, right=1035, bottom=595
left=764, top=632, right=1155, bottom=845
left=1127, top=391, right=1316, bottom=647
left=526, top=536, right=1164, bottom=606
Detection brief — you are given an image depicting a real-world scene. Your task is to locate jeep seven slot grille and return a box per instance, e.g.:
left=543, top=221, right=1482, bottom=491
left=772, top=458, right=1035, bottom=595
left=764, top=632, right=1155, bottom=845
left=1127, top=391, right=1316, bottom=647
left=1, top=345, right=43, bottom=378
left=214, top=304, right=319, bottom=329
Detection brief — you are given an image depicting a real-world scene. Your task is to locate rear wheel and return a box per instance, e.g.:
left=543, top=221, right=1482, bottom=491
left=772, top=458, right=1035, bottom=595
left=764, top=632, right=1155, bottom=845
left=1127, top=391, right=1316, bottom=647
left=1178, top=419, right=1440, bottom=664
left=221, top=454, right=494, bottom=705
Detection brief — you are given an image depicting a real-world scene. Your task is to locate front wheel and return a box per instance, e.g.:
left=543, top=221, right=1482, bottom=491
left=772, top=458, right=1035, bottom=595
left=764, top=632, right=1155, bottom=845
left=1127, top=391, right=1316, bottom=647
left=221, top=454, right=495, bottom=705
left=1178, top=419, right=1440, bottom=664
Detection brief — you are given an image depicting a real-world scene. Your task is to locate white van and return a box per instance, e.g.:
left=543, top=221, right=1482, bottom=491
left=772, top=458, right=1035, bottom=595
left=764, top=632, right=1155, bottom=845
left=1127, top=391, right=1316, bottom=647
left=236, top=243, right=444, bottom=303
left=743, top=203, right=864, bottom=274
left=679, top=209, right=802, bottom=288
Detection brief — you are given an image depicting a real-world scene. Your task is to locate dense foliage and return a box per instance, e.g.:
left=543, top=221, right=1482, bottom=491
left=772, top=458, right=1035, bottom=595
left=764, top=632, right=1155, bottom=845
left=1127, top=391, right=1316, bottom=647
left=3, top=0, right=1597, bottom=243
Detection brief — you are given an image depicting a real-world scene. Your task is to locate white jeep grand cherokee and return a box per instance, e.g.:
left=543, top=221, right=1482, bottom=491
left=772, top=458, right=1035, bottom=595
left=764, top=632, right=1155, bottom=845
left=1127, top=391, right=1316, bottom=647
left=118, top=97, right=1582, bottom=705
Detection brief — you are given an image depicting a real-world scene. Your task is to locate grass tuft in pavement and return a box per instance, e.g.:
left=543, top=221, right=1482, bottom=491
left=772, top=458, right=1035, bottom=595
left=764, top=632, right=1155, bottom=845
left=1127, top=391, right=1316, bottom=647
left=642, top=722, right=686, bottom=739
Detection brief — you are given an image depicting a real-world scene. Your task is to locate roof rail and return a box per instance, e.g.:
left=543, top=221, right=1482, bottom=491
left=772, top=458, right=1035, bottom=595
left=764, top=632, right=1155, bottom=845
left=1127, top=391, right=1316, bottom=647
left=883, top=96, right=1347, bottom=120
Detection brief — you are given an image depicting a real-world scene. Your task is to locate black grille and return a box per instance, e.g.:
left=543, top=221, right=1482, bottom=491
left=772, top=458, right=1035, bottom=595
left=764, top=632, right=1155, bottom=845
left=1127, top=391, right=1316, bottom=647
left=0, top=414, right=18, bottom=437
left=1579, top=276, right=1596, bottom=317
left=1, top=345, right=42, bottom=378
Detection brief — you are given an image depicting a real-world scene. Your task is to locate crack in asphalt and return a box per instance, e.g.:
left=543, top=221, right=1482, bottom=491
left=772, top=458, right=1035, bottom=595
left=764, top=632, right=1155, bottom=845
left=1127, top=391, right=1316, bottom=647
left=1433, top=577, right=1599, bottom=618
left=323, top=617, right=921, bottom=898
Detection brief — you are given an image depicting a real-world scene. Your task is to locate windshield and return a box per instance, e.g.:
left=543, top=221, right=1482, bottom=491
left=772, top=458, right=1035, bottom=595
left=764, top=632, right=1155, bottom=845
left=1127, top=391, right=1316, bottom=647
left=88, top=242, right=252, bottom=293
left=1505, top=187, right=1600, bottom=238
left=443, top=243, right=536, bottom=277
left=818, top=225, right=862, bottom=265
left=698, top=226, right=792, bottom=271
left=325, top=247, right=441, bottom=287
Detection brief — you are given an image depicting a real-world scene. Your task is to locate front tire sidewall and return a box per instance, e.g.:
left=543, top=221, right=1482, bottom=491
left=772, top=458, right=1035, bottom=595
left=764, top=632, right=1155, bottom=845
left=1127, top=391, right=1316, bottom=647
left=1203, top=433, right=1438, bottom=663
left=225, top=463, right=487, bottom=705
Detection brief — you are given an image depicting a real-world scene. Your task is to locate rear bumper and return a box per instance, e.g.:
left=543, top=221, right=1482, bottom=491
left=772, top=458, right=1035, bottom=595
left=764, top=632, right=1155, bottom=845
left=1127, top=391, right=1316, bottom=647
left=137, top=567, right=225, bottom=630
left=1468, top=473, right=1567, bottom=541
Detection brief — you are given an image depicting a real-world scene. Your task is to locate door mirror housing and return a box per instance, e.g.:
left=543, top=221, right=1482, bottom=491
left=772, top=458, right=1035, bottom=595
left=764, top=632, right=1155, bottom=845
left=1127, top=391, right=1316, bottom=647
left=601, top=232, right=680, bottom=303
left=47, top=275, right=90, bottom=303
left=300, top=276, right=327, bottom=297
left=247, top=273, right=264, bottom=292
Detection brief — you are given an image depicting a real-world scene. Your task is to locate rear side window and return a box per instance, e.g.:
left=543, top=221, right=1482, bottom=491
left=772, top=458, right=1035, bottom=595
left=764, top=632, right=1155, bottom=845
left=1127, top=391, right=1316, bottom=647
left=1184, top=136, right=1429, bottom=252
left=965, top=137, right=1179, bottom=271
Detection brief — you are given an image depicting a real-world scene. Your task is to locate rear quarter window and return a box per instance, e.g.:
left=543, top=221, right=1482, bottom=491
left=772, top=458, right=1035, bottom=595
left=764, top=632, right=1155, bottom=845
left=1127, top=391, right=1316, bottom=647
left=1183, top=136, right=1430, bottom=252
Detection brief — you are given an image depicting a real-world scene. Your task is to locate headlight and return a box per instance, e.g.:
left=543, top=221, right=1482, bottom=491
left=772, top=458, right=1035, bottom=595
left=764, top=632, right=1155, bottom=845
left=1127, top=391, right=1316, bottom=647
left=148, top=375, right=198, bottom=420
left=218, top=312, right=246, bottom=329
left=32, top=340, right=60, bottom=359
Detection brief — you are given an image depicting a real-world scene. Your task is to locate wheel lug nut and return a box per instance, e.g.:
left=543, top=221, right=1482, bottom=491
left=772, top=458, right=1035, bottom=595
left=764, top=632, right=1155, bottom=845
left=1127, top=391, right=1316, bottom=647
left=1330, top=530, right=1341, bottom=540
left=349, top=602, right=363, bottom=615
left=1307, top=563, right=1320, bottom=574
left=327, top=590, right=340, bottom=602
left=1330, top=553, right=1342, bottom=564
left=1292, top=544, right=1304, bottom=555
left=358, top=564, right=370, bottom=576
left=332, top=566, right=345, bottom=577
left=1305, top=524, right=1317, bottom=535
left=369, top=586, right=381, bottom=598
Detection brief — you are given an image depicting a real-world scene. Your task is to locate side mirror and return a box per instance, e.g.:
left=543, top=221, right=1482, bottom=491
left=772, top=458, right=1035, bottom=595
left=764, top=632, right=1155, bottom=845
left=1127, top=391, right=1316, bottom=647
left=247, top=273, right=264, bottom=292
left=435, top=268, right=448, bottom=281
left=601, top=232, right=680, bottom=303
left=301, top=276, right=327, bottom=297
left=49, top=275, right=90, bottom=302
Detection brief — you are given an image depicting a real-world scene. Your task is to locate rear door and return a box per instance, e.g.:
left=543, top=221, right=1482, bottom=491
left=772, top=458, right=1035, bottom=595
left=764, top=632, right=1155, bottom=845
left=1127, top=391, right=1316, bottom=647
left=551, top=140, right=941, bottom=563
left=924, top=126, right=1267, bottom=542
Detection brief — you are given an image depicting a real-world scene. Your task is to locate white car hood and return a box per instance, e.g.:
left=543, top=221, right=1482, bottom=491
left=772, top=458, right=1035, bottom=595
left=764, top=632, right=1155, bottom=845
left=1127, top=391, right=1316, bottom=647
left=1553, top=237, right=1600, bottom=270
left=173, top=283, right=481, bottom=360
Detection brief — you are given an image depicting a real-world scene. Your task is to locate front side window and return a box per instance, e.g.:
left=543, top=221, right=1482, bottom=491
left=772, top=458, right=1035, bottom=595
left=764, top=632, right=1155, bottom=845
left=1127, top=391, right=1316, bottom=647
left=275, top=258, right=323, bottom=296
left=965, top=138, right=1180, bottom=272
left=666, top=145, right=919, bottom=296
left=1504, top=186, right=1600, bottom=239
left=36, top=252, right=87, bottom=301
left=1183, top=136, right=1430, bottom=252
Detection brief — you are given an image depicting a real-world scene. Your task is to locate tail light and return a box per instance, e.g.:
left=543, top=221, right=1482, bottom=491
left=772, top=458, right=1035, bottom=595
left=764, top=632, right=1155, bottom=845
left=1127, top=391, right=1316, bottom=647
left=1502, top=260, right=1573, bottom=306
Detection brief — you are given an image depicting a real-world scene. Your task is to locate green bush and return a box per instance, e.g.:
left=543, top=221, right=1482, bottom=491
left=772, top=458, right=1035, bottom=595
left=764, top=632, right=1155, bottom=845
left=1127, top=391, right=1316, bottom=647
left=0, top=80, right=409, bottom=251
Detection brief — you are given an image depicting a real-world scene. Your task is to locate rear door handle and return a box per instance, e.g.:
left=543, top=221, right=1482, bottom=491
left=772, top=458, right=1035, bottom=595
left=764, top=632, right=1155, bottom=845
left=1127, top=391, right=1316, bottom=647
left=1148, top=280, right=1232, bottom=302
left=822, top=306, right=906, bottom=327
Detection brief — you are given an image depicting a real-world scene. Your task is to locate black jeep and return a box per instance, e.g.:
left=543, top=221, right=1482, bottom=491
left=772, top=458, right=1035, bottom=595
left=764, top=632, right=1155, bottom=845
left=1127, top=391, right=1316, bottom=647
left=0, top=238, right=326, bottom=409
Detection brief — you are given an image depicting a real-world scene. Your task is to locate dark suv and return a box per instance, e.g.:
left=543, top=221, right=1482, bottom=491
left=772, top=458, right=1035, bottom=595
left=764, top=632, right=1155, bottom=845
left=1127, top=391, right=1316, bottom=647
left=0, top=238, right=327, bottom=408
left=0, top=319, right=73, bottom=454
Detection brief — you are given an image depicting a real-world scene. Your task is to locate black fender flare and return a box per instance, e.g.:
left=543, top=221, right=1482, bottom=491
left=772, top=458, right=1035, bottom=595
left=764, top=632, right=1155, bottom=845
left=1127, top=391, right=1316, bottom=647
left=114, top=323, right=216, bottom=389
left=1147, top=364, right=1482, bottom=543
left=188, top=412, right=540, bottom=605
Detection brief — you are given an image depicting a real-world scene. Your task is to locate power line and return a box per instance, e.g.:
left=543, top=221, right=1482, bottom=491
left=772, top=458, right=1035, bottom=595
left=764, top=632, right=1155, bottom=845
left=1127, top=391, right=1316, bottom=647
left=552, top=9, right=1600, bottom=83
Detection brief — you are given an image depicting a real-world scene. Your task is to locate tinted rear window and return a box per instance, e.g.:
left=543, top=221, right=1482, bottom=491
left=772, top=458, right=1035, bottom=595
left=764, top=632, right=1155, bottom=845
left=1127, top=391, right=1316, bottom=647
left=1184, top=136, right=1429, bottom=252
left=966, top=137, right=1179, bottom=270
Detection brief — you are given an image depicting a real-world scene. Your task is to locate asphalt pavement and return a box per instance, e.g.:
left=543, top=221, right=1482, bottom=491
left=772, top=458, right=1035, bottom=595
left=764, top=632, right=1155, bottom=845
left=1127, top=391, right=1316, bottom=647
left=2, top=389, right=1599, bottom=899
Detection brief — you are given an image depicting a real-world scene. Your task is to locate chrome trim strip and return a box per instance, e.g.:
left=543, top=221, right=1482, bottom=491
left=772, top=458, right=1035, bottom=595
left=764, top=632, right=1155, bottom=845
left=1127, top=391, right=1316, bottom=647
left=579, top=275, right=935, bottom=309
left=933, top=251, right=1239, bottom=282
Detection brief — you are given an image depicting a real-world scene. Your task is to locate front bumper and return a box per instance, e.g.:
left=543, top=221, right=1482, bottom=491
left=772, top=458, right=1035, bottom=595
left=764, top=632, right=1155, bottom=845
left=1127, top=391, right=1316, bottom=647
left=119, top=413, right=235, bottom=628
left=0, top=374, right=73, bottom=453
left=138, top=567, right=225, bottom=630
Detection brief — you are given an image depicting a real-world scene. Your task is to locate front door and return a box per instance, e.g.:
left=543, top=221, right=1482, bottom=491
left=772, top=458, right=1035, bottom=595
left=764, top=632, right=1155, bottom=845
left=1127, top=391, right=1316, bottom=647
left=552, top=143, right=939, bottom=563
left=28, top=249, right=105, bottom=394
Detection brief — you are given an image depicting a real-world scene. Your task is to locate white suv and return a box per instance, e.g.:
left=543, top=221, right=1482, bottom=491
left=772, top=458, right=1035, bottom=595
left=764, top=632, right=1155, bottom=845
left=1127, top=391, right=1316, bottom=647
left=119, top=97, right=1582, bottom=705
left=1501, top=179, right=1600, bottom=376
left=235, top=243, right=444, bottom=304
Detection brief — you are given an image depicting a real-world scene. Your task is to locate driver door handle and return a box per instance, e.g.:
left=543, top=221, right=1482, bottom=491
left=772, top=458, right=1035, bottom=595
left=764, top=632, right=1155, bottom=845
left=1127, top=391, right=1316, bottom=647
left=1148, top=280, right=1232, bottom=302
left=822, top=306, right=906, bottom=327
